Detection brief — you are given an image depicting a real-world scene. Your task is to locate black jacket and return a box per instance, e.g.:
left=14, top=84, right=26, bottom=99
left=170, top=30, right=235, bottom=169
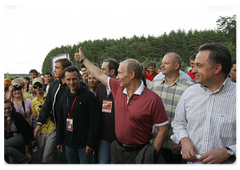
left=37, top=79, right=87, bottom=126
left=56, top=86, right=101, bottom=149
left=37, top=79, right=66, bottom=125
left=5, top=112, right=33, bottom=145
left=96, top=83, right=116, bottom=142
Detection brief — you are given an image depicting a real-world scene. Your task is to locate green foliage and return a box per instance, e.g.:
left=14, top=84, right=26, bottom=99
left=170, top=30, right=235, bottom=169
left=41, top=15, right=236, bottom=73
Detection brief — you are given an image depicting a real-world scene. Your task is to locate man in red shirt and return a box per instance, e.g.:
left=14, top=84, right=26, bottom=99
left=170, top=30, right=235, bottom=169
left=187, top=54, right=196, bottom=79
left=75, top=47, right=168, bottom=164
left=145, top=62, right=159, bottom=81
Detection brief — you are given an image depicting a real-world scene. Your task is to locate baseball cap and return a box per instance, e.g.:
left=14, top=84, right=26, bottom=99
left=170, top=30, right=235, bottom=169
left=32, top=78, right=43, bottom=85
left=4, top=79, right=12, bottom=85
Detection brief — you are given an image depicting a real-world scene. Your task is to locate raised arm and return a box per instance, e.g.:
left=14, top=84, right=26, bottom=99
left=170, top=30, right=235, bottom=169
left=75, top=47, right=109, bottom=87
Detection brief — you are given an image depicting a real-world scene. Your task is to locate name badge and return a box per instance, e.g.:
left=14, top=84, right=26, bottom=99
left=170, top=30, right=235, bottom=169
left=66, top=118, right=73, bottom=132
left=102, top=100, right=112, bottom=113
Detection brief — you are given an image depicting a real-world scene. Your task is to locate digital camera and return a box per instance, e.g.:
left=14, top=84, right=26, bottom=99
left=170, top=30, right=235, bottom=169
left=14, top=84, right=22, bottom=90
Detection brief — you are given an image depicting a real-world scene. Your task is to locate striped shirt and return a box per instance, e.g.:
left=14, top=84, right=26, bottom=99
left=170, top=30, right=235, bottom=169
left=171, top=77, right=236, bottom=160
left=149, top=75, right=194, bottom=148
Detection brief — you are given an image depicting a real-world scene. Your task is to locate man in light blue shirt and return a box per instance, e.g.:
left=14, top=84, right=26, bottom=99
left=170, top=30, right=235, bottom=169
left=171, top=43, right=236, bottom=164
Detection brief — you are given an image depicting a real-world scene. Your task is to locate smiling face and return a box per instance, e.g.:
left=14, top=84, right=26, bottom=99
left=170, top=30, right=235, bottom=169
left=33, top=82, right=44, bottom=94
left=12, top=89, right=22, bottom=99
left=30, top=73, right=37, bottom=81
left=88, top=73, right=99, bottom=89
left=192, top=50, right=216, bottom=86
left=65, top=71, right=80, bottom=93
left=4, top=102, right=12, bottom=118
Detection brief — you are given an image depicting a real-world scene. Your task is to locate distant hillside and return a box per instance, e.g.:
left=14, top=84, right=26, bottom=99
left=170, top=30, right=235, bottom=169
left=4, top=73, right=29, bottom=79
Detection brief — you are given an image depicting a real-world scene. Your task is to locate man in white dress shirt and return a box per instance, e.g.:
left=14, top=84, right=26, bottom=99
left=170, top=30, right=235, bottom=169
left=171, top=43, right=236, bottom=164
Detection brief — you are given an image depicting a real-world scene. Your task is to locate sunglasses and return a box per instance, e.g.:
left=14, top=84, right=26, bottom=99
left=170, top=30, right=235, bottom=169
left=33, top=83, right=43, bottom=89
left=4, top=106, right=12, bottom=111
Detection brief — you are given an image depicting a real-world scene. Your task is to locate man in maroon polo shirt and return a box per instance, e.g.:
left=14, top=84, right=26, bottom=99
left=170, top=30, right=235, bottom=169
left=75, top=47, right=168, bottom=164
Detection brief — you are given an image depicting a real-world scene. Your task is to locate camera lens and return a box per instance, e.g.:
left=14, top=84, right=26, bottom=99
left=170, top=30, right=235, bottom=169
left=14, top=84, right=22, bottom=90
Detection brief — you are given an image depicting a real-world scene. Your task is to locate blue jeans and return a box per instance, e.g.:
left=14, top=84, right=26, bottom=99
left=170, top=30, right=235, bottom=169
left=98, top=139, right=111, bottom=164
left=65, top=145, right=93, bottom=164
left=57, top=146, right=68, bottom=164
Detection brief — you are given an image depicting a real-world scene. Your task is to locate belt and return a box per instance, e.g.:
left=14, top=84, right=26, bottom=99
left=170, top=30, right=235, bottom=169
left=116, top=138, right=149, bottom=151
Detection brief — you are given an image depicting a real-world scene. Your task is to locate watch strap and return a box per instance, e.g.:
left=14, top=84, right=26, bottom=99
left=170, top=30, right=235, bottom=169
left=80, top=56, right=86, bottom=63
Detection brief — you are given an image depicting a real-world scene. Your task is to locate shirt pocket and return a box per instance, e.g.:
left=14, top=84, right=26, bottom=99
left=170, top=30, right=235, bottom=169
left=219, top=114, right=236, bottom=139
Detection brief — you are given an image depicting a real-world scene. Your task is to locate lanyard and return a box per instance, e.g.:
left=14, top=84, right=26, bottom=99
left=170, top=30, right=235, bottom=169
left=6, top=117, right=12, bottom=138
left=67, top=96, right=77, bottom=116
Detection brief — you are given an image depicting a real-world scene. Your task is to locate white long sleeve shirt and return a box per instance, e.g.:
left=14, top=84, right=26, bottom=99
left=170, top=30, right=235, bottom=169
left=171, top=78, right=236, bottom=161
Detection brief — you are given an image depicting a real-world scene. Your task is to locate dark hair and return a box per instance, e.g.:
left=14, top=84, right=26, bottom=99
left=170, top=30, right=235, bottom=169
left=44, top=71, right=52, bottom=77
left=147, top=62, right=156, bottom=68
left=23, top=76, right=30, bottom=81
left=103, top=59, right=119, bottom=76
left=126, top=59, right=143, bottom=80
left=198, top=43, right=232, bottom=77
left=80, top=64, right=86, bottom=69
left=29, top=69, right=38, bottom=76
left=64, top=66, right=81, bottom=77
left=4, top=99, right=16, bottom=122
left=190, top=54, right=196, bottom=60
left=55, top=58, right=72, bottom=70
left=231, top=59, right=236, bottom=67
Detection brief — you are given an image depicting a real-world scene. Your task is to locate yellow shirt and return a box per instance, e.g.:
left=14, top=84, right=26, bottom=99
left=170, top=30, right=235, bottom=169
left=24, top=92, right=33, bottom=100
left=32, top=93, right=56, bottom=134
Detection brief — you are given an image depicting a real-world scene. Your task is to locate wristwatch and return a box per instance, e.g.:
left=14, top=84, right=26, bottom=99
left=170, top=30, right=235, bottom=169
left=80, top=56, right=86, bottom=63
left=225, top=147, right=234, bottom=157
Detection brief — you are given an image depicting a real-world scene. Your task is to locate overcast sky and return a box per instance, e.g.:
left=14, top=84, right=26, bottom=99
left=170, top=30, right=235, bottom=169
left=2, top=0, right=237, bottom=74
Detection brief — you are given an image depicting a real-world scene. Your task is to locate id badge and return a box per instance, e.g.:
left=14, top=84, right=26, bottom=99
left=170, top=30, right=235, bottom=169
left=102, top=100, right=112, bottom=113
left=66, top=118, right=73, bottom=132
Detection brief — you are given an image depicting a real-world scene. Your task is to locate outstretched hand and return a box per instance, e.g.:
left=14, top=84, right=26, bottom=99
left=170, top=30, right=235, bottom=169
left=74, top=47, right=85, bottom=63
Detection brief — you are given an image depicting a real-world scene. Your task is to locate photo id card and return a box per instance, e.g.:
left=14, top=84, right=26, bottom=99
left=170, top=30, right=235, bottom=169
left=66, top=118, right=73, bottom=132
left=102, top=100, right=112, bottom=113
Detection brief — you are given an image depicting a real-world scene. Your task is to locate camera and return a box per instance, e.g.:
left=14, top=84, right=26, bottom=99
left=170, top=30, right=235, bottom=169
left=13, top=84, right=22, bottom=90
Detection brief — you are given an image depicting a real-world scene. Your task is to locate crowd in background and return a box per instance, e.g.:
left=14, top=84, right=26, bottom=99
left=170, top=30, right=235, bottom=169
left=4, top=43, right=236, bottom=164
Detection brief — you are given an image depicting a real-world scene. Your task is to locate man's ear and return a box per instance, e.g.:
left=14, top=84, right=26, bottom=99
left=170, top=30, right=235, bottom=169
left=129, top=71, right=136, bottom=80
left=110, top=69, right=115, bottom=77
left=174, top=62, right=180, bottom=70
left=214, top=64, right=222, bottom=75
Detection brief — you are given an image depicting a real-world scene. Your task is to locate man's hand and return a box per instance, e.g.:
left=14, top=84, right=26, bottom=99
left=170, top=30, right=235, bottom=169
left=153, top=125, right=168, bottom=153
left=171, top=142, right=181, bottom=155
left=34, top=125, right=42, bottom=139
left=86, top=146, right=93, bottom=155
left=75, top=47, right=84, bottom=63
left=57, top=145, right=63, bottom=152
left=199, top=148, right=230, bottom=164
left=31, top=113, right=38, bottom=119
left=181, top=137, right=198, bottom=162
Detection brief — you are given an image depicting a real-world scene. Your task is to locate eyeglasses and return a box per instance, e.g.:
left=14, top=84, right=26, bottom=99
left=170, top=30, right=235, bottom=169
left=4, top=107, right=12, bottom=111
left=33, top=83, right=43, bottom=89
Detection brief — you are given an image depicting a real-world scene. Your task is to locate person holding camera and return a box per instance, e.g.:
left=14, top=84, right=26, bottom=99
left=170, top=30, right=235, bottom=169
left=31, top=78, right=56, bottom=163
left=7, top=78, right=33, bottom=127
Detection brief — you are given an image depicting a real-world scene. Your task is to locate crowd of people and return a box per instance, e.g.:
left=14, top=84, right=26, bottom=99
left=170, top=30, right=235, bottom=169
left=4, top=43, right=236, bottom=164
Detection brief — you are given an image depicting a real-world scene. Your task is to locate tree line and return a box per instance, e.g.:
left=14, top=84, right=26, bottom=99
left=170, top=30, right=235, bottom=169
left=42, top=15, right=236, bottom=73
